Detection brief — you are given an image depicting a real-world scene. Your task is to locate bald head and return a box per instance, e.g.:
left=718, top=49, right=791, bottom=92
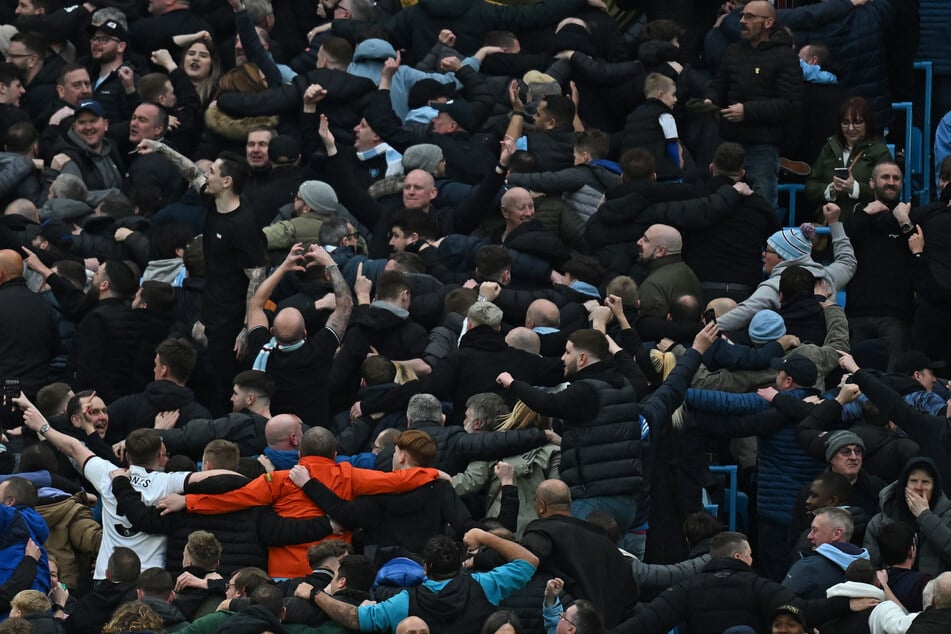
left=264, top=414, right=303, bottom=450
left=396, top=617, right=430, bottom=634
left=651, top=224, right=683, bottom=252
left=747, top=0, right=776, bottom=18
left=500, top=187, right=535, bottom=229
left=706, top=297, right=738, bottom=316
left=534, top=479, right=571, bottom=517
left=526, top=299, right=560, bottom=329
left=272, top=307, right=305, bottom=344
left=505, top=327, right=540, bottom=354
left=0, top=250, right=23, bottom=284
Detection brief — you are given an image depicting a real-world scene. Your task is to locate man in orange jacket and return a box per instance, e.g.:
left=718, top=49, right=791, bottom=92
left=158, top=427, right=440, bottom=578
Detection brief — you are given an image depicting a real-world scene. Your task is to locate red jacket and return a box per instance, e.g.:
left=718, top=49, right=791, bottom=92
left=186, top=455, right=439, bottom=577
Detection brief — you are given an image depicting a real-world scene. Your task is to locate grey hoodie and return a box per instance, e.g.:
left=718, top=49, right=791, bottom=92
left=716, top=221, right=857, bottom=331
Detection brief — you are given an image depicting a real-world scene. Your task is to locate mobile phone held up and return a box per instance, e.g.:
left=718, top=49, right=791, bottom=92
left=833, top=167, right=849, bottom=180
left=702, top=309, right=717, bottom=326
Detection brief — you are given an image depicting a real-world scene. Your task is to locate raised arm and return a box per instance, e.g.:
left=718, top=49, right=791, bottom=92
left=137, top=139, right=206, bottom=190
left=15, top=394, right=95, bottom=467
left=247, top=246, right=308, bottom=332
left=306, top=243, right=354, bottom=339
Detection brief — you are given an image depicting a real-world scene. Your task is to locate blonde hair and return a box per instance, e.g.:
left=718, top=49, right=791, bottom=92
left=101, top=601, right=164, bottom=634
left=644, top=72, right=675, bottom=99
left=497, top=401, right=550, bottom=432
left=182, top=38, right=221, bottom=106
left=10, top=590, right=50, bottom=616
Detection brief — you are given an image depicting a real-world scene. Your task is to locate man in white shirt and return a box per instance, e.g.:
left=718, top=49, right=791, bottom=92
left=16, top=392, right=228, bottom=580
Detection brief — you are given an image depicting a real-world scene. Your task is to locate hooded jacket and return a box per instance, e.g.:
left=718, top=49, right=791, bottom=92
left=716, top=222, right=857, bottom=332
left=783, top=541, right=871, bottom=599
left=35, top=493, right=101, bottom=589
left=55, top=128, right=124, bottom=192
left=106, top=380, right=212, bottom=444
left=865, top=457, right=951, bottom=575
left=0, top=505, right=50, bottom=593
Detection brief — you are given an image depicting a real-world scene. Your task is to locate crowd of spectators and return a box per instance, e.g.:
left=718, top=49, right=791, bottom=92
left=0, top=0, right=949, bottom=632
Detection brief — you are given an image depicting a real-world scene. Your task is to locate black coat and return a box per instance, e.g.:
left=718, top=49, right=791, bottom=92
left=0, top=278, right=58, bottom=398
left=65, top=297, right=141, bottom=404
left=610, top=557, right=849, bottom=634
left=63, top=580, right=137, bottom=634
left=707, top=28, right=803, bottom=147
left=105, top=380, right=212, bottom=445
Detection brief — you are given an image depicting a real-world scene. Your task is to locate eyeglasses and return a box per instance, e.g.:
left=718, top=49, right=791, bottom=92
left=558, top=612, right=576, bottom=628
left=344, top=232, right=360, bottom=239
left=837, top=446, right=863, bottom=457
left=739, top=12, right=770, bottom=20
left=840, top=120, right=865, bottom=129
left=91, top=35, right=121, bottom=44
left=5, top=52, right=35, bottom=58
left=764, top=247, right=778, bottom=255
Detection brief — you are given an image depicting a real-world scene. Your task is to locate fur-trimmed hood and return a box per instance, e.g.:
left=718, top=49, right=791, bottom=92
left=204, top=104, right=279, bottom=141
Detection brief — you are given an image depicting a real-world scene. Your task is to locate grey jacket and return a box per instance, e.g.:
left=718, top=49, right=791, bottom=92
left=716, top=221, right=857, bottom=331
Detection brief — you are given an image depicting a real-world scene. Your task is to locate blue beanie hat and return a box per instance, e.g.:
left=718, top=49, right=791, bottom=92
left=766, top=223, right=817, bottom=261
left=748, top=310, right=787, bottom=343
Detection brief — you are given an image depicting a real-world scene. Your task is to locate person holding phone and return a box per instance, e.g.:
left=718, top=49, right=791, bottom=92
left=805, top=96, right=893, bottom=222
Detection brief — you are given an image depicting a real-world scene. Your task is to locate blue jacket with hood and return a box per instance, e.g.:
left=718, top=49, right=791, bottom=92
left=0, top=504, right=51, bottom=593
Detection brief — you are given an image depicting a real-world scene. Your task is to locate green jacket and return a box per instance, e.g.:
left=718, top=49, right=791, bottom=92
left=804, top=136, right=893, bottom=222
left=638, top=254, right=702, bottom=319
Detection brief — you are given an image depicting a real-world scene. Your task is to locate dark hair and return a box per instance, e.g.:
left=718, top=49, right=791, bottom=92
left=148, top=223, right=194, bottom=260
left=233, top=370, right=275, bottom=400
left=107, top=547, right=141, bottom=584
left=508, top=150, right=538, bottom=174
left=422, top=535, right=462, bottom=580
left=307, top=540, right=352, bottom=569
left=568, top=329, right=609, bottom=361
left=10, top=32, right=47, bottom=58
left=575, top=129, right=609, bottom=160
left=96, top=192, right=134, bottom=220
left=125, top=429, right=163, bottom=466
left=216, top=151, right=252, bottom=195
left=481, top=611, right=525, bottom=634
left=585, top=511, right=619, bottom=542
left=682, top=511, right=725, bottom=548
left=802, top=43, right=831, bottom=68
left=838, top=96, right=878, bottom=143
left=1, top=477, right=37, bottom=507
left=394, top=430, right=437, bottom=467
left=17, top=442, right=58, bottom=474
left=3, top=122, right=38, bottom=154
left=709, top=531, right=749, bottom=559
left=137, top=567, right=174, bottom=596
left=484, top=31, right=518, bottom=48
left=140, top=280, right=175, bottom=313
left=388, top=252, right=425, bottom=274
left=562, top=255, right=604, bottom=286
left=391, top=207, right=439, bottom=241
left=375, top=270, right=410, bottom=302
left=407, top=78, right=453, bottom=110
left=779, top=265, right=815, bottom=299
left=361, top=355, right=397, bottom=385
left=444, top=287, right=478, bottom=317
left=35, top=382, right=73, bottom=419
left=712, top=142, right=745, bottom=176
left=137, top=74, right=172, bottom=102
left=638, top=18, right=685, bottom=43
left=66, top=389, right=97, bottom=426
left=155, top=338, right=197, bottom=382
left=164, top=454, right=197, bottom=472
left=619, top=148, right=656, bottom=182
left=814, top=471, right=853, bottom=504
left=540, top=94, right=575, bottom=127
left=56, top=62, right=88, bottom=87
left=320, top=37, right=354, bottom=67
left=477, top=245, right=512, bottom=280
left=877, top=521, right=917, bottom=566
left=337, top=554, right=375, bottom=593
left=572, top=600, right=604, bottom=634
left=237, top=456, right=266, bottom=479
left=230, top=567, right=271, bottom=595
left=102, top=259, right=138, bottom=298
left=845, top=558, right=877, bottom=585
left=249, top=583, right=284, bottom=617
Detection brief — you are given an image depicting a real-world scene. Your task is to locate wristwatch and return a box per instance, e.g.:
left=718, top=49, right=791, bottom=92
left=39, top=423, right=50, bottom=434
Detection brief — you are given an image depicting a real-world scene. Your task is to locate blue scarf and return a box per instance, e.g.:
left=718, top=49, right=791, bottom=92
left=263, top=447, right=299, bottom=471
left=252, top=337, right=306, bottom=371
left=569, top=280, right=601, bottom=299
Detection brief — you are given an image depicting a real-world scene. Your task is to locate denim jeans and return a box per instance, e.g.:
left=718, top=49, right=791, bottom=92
left=571, top=496, right=638, bottom=534
left=742, top=143, right=780, bottom=216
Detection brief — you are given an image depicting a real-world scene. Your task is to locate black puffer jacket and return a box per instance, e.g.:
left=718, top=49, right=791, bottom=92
left=106, top=380, right=213, bottom=445
left=707, top=27, right=803, bottom=146
left=65, top=297, right=141, bottom=404
left=610, top=557, right=849, bottom=634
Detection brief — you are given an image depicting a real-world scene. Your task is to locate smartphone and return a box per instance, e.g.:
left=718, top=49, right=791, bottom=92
left=2, top=378, right=19, bottom=402
left=833, top=167, right=849, bottom=179
left=702, top=308, right=717, bottom=326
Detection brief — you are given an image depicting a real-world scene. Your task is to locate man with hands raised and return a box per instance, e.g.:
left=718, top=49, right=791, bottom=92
left=294, top=529, right=538, bottom=634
